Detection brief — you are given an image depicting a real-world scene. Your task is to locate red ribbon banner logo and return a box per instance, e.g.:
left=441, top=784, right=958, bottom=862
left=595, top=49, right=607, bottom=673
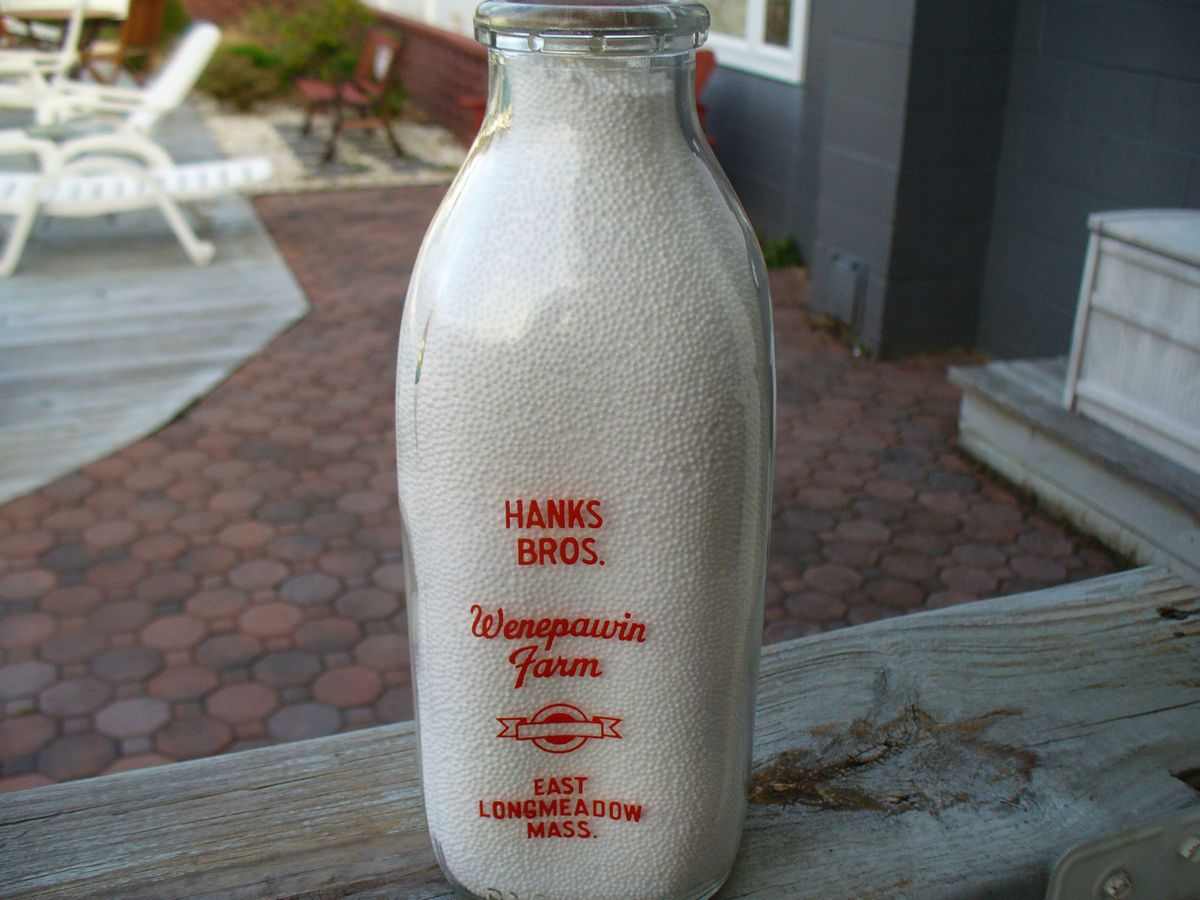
left=497, top=703, right=622, bottom=754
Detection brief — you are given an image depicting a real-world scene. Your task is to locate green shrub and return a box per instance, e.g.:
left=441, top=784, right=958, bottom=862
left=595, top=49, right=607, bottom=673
left=274, top=0, right=374, bottom=82
left=197, top=0, right=385, bottom=110
left=160, top=0, right=191, bottom=44
left=197, top=43, right=284, bottom=111
left=759, top=233, right=805, bottom=269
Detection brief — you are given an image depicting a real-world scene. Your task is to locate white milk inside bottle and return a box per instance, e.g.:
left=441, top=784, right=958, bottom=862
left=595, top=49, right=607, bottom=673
left=395, top=2, right=775, bottom=896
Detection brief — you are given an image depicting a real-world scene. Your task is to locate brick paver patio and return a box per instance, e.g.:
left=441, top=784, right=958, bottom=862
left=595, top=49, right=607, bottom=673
left=0, top=185, right=1122, bottom=792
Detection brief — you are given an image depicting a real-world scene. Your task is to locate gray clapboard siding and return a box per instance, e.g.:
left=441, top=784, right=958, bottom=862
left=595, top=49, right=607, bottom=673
left=1, top=567, right=1196, bottom=898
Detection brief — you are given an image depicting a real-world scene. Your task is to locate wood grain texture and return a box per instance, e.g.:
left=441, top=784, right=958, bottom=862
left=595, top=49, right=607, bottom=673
left=0, top=105, right=309, bottom=505
left=951, top=359, right=1200, bottom=515
left=1, top=567, right=1197, bottom=898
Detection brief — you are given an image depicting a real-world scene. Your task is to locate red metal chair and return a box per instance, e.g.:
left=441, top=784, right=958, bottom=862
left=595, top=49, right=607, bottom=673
left=296, top=29, right=403, bottom=164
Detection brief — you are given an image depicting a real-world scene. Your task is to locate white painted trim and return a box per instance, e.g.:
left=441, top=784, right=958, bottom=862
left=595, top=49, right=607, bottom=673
left=1064, top=229, right=1100, bottom=409
left=1075, top=380, right=1200, bottom=474
left=706, top=0, right=808, bottom=84
left=1089, top=292, right=1200, bottom=354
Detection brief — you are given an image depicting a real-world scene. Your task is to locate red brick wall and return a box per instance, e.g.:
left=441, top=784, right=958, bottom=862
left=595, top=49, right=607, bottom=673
left=182, top=0, right=285, bottom=24
left=376, top=14, right=488, bottom=146
left=184, top=2, right=487, bottom=145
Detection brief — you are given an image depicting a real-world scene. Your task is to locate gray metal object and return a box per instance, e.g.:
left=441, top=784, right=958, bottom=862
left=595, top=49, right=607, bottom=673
left=822, top=247, right=867, bottom=333
left=1046, top=806, right=1200, bottom=899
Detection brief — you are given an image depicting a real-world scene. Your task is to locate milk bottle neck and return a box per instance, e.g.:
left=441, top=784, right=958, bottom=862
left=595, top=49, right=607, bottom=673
left=482, top=49, right=701, bottom=144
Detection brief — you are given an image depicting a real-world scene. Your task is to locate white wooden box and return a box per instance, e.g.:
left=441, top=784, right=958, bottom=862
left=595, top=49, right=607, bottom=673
left=1064, top=209, right=1200, bottom=476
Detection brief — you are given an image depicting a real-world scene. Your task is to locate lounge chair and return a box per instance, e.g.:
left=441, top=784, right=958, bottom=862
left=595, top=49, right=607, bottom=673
left=0, top=0, right=130, bottom=110
left=32, top=20, right=218, bottom=134
left=0, top=129, right=271, bottom=275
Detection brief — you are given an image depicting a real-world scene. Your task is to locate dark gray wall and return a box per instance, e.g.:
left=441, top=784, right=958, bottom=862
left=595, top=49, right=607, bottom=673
left=804, top=0, right=1018, bottom=357
left=806, top=0, right=917, bottom=352
left=883, top=0, right=1015, bottom=354
left=705, top=68, right=806, bottom=243
left=976, top=0, right=1200, bottom=358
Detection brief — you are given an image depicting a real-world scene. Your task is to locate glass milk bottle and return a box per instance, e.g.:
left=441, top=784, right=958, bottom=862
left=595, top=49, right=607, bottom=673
left=395, top=1, right=774, bottom=896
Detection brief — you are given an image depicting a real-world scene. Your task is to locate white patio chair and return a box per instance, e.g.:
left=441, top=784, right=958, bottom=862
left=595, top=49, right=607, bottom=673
left=0, top=0, right=129, bottom=109
left=0, top=129, right=271, bottom=275
left=33, top=19, right=218, bottom=134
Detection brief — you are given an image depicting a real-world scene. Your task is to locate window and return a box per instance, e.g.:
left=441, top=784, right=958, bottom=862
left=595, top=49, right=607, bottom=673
left=704, top=0, right=808, bottom=84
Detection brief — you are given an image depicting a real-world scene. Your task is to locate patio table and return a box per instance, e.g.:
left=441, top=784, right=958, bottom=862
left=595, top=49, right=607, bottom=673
left=0, top=565, right=1196, bottom=897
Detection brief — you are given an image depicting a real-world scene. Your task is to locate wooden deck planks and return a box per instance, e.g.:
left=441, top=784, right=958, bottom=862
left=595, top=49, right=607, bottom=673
left=0, top=567, right=1196, bottom=898
left=0, top=105, right=309, bottom=505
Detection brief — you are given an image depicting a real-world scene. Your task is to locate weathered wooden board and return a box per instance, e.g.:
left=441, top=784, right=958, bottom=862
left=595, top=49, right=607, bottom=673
left=0, top=105, right=309, bottom=505
left=1, top=567, right=1197, bottom=898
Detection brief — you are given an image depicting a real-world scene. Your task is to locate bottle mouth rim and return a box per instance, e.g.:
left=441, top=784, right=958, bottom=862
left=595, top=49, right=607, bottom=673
left=474, top=0, right=709, bottom=55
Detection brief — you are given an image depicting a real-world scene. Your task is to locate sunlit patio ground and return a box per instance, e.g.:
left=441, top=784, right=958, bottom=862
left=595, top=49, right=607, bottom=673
left=0, top=184, right=1123, bottom=792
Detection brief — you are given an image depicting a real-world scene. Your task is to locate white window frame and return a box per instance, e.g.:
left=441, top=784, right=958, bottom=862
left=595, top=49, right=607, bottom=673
left=706, top=0, right=808, bottom=84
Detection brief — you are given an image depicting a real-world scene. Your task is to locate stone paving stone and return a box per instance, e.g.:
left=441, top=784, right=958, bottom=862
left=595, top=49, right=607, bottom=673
left=939, top=567, right=1000, bottom=595
left=38, top=733, right=115, bottom=780
left=280, top=573, right=341, bottom=606
left=186, top=588, right=249, bottom=620
left=802, top=565, right=864, bottom=596
left=105, top=753, right=171, bottom=774
left=206, top=684, right=280, bottom=724
left=354, top=634, right=408, bottom=670
left=141, top=616, right=208, bottom=650
left=372, top=563, right=406, bottom=593
left=228, top=560, right=289, bottom=591
left=0, top=660, right=57, bottom=700
left=239, top=603, right=303, bottom=638
left=1010, top=555, right=1069, bottom=583
left=0, top=531, right=55, bottom=559
left=0, top=772, right=56, bottom=794
left=177, top=545, right=239, bottom=576
left=40, top=631, right=106, bottom=665
left=927, top=590, right=977, bottom=609
left=783, top=592, right=847, bottom=623
left=865, top=579, right=925, bottom=611
left=295, top=619, right=360, bottom=657
left=254, top=651, right=321, bottom=687
left=267, top=702, right=341, bottom=742
left=319, top=549, right=377, bottom=579
left=218, top=522, right=275, bottom=550
left=335, top=588, right=399, bottom=622
left=0, top=613, right=57, bottom=650
left=130, top=534, right=188, bottom=563
left=39, top=678, right=113, bottom=717
left=0, top=570, right=55, bottom=603
left=268, top=534, right=325, bottom=561
left=195, top=635, right=262, bottom=670
left=148, top=666, right=219, bottom=701
left=38, top=585, right=104, bottom=616
left=376, top=686, right=414, bottom=723
left=156, top=716, right=233, bottom=759
left=92, top=647, right=164, bottom=683
left=0, top=713, right=56, bottom=758
left=86, top=559, right=148, bottom=592
left=88, top=600, right=154, bottom=635
left=96, top=698, right=171, bottom=739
